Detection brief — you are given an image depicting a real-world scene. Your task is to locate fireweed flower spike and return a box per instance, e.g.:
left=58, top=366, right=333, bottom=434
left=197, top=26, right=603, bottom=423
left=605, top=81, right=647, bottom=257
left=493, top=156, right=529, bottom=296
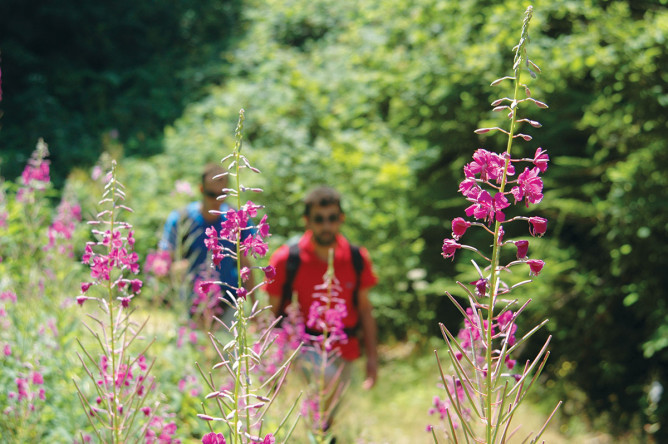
left=74, top=161, right=171, bottom=443
left=298, top=248, right=350, bottom=442
left=196, top=110, right=300, bottom=444
left=429, top=7, right=561, bottom=443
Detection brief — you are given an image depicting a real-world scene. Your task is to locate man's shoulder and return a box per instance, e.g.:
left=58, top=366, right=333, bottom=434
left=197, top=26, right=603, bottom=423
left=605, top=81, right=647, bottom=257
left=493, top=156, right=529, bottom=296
left=269, top=242, right=292, bottom=263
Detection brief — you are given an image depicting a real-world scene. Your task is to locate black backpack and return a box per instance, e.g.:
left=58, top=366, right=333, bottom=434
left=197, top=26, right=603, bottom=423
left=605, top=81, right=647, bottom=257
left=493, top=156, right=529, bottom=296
left=278, top=241, right=364, bottom=336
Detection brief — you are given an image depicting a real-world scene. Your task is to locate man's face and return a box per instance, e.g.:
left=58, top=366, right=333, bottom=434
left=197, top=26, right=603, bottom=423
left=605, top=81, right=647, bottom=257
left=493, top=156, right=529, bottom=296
left=305, top=204, right=344, bottom=247
left=201, top=175, right=225, bottom=209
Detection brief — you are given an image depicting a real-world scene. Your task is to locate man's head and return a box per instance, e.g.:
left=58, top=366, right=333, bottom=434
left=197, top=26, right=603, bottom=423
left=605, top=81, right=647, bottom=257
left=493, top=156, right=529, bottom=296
left=200, top=163, right=228, bottom=213
left=303, top=186, right=345, bottom=247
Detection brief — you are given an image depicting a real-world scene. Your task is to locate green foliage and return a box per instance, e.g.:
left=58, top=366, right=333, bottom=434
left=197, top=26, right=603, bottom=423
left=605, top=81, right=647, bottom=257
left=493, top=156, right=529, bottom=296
left=156, top=0, right=668, bottom=438
left=0, top=0, right=242, bottom=187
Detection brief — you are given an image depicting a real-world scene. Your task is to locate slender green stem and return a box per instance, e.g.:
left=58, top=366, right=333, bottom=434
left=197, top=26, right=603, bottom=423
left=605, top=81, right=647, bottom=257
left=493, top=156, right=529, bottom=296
left=231, top=110, right=249, bottom=443
left=484, top=8, right=532, bottom=441
left=107, top=164, right=120, bottom=443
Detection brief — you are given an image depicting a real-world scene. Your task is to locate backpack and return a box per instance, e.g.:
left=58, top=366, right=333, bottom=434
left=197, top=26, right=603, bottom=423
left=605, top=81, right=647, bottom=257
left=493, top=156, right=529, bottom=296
left=278, top=241, right=364, bottom=336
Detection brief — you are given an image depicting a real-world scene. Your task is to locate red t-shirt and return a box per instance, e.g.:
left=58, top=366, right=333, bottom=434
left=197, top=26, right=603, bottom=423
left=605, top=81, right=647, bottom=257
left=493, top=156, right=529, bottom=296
left=265, top=231, right=378, bottom=360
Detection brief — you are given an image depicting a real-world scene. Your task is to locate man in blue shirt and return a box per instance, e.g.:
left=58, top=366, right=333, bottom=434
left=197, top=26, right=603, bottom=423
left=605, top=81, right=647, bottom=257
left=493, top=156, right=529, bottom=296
left=160, top=163, right=254, bottom=323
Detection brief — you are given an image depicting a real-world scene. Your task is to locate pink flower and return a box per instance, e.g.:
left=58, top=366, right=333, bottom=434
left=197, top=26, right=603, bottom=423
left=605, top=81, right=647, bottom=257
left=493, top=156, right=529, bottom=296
left=458, top=178, right=481, bottom=198
left=240, top=267, right=251, bottom=282
left=32, top=372, right=44, bottom=385
left=16, top=378, right=29, bottom=401
left=242, top=234, right=268, bottom=258
left=0, top=291, right=17, bottom=303
left=511, top=167, right=543, bottom=207
left=515, top=240, right=529, bottom=259
left=237, top=287, right=248, bottom=299
left=263, top=265, right=276, bottom=281
left=142, top=406, right=151, bottom=416
left=4, top=343, right=11, bottom=356
left=262, top=434, right=275, bottom=444
left=130, top=279, right=142, bottom=293
left=441, top=239, right=462, bottom=260
left=204, top=227, right=219, bottom=250
left=464, top=149, right=515, bottom=183
left=451, top=217, right=471, bottom=239
left=533, top=148, right=549, bottom=173
left=527, top=259, right=544, bottom=276
left=257, top=214, right=270, bottom=238
left=81, top=282, right=92, bottom=293
left=465, top=190, right=509, bottom=224
left=470, top=278, right=488, bottom=297
left=197, top=281, right=215, bottom=295
left=528, top=216, right=548, bottom=237
left=202, top=432, right=226, bottom=444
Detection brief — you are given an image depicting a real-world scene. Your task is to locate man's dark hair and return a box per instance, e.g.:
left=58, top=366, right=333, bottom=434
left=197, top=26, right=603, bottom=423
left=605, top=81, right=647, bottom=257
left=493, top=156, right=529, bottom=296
left=303, top=186, right=343, bottom=216
left=201, top=163, right=227, bottom=186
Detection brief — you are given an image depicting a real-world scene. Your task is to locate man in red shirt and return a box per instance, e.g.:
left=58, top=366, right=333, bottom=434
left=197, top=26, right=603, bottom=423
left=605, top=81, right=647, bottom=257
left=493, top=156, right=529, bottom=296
left=265, top=186, right=379, bottom=389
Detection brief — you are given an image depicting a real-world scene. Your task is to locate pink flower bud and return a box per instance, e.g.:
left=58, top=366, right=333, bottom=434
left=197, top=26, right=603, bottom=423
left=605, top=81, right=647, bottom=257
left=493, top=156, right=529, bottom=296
left=528, top=217, right=547, bottom=237
left=237, top=287, right=248, bottom=300
left=527, top=259, right=544, bottom=276
left=263, top=265, right=276, bottom=281
left=441, top=239, right=462, bottom=260
left=81, top=282, right=92, bottom=293
left=470, top=278, right=488, bottom=297
left=515, top=240, right=529, bottom=259
left=130, top=279, right=142, bottom=293
left=451, top=217, right=471, bottom=239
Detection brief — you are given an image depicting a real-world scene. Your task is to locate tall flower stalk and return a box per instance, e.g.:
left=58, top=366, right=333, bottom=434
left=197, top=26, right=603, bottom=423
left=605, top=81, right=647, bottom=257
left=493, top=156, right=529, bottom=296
left=75, top=161, right=176, bottom=443
left=197, top=110, right=300, bottom=444
left=430, top=7, right=561, bottom=443
left=301, top=248, right=349, bottom=443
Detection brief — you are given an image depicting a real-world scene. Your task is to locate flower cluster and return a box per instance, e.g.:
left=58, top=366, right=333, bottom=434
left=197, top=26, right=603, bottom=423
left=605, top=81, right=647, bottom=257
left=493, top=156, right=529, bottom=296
left=203, top=200, right=274, bottom=291
left=305, top=277, right=348, bottom=352
left=44, top=197, right=82, bottom=257
left=430, top=7, right=560, bottom=442
left=17, top=139, right=51, bottom=202
left=145, top=414, right=181, bottom=444
left=74, top=161, right=171, bottom=443
left=87, top=354, right=154, bottom=418
left=197, top=110, right=298, bottom=444
left=455, top=308, right=518, bottom=372
left=79, top=225, right=141, bottom=307
left=145, top=250, right=171, bottom=278
left=4, top=371, right=46, bottom=415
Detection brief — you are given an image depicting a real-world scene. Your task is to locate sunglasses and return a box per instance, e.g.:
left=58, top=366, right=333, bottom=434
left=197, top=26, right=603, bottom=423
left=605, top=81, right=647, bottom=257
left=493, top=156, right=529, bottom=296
left=203, top=190, right=219, bottom=198
left=312, top=214, right=340, bottom=224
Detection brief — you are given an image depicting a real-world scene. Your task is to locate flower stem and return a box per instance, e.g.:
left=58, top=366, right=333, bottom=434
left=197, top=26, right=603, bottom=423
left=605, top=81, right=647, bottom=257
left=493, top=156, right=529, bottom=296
left=107, top=162, right=120, bottom=443
left=485, top=8, right=532, bottom=442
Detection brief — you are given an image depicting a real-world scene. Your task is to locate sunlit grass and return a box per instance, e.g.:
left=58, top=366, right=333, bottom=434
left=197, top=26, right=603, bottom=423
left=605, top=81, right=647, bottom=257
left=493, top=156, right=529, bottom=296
left=135, top=305, right=610, bottom=443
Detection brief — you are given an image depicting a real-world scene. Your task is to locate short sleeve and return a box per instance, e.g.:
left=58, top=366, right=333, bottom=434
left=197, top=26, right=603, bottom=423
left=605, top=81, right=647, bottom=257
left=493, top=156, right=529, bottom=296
left=159, top=210, right=180, bottom=251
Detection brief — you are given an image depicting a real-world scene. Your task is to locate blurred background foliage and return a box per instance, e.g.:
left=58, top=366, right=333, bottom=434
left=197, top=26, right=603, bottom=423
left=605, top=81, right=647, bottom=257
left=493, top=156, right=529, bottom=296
left=1, top=0, right=667, bottom=439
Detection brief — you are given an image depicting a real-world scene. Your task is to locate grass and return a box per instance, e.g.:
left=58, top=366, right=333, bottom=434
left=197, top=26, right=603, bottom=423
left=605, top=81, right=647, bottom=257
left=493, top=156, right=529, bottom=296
left=135, top=305, right=617, bottom=443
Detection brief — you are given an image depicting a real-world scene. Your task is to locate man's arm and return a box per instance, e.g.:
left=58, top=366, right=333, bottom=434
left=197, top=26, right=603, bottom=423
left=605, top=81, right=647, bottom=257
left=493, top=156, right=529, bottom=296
left=358, top=288, right=378, bottom=389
